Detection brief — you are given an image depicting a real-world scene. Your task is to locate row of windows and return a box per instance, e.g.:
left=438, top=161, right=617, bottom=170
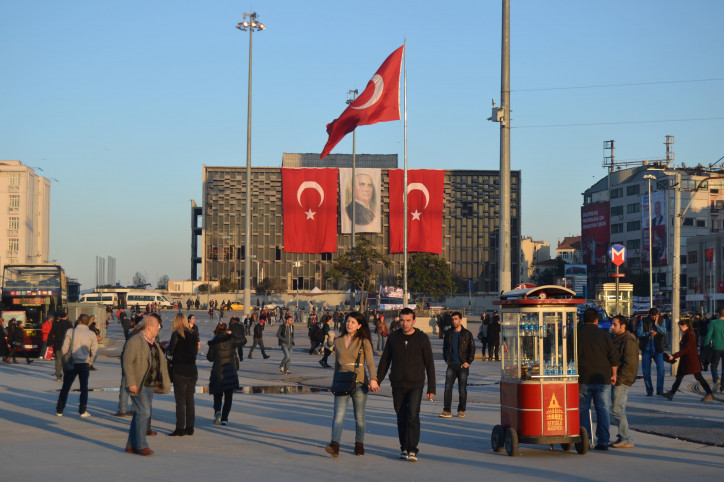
left=8, top=217, right=19, bottom=230
left=9, top=194, right=20, bottom=208
left=8, top=238, right=18, bottom=251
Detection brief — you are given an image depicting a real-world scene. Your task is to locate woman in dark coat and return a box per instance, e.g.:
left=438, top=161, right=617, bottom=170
left=207, top=322, right=241, bottom=425
left=167, top=313, right=199, bottom=436
left=661, top=318, right=714, bottom=402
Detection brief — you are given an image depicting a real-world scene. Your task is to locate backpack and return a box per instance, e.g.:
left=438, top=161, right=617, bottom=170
left=314, top=326, right=325, bottom=343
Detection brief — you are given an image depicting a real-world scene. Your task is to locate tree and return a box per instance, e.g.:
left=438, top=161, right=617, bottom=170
left=132, top=272, right=149, bottom=288
left=198, top=283, right=209, bottom=293
left=407, top=253, right=455, bottom=308
left=157, top=275, right=169, bottom=290
left=324, top=238, right=391, bottom=312
left=256, top=277, right=275, bottom=295
left=219, top=277, right=236, bottom=292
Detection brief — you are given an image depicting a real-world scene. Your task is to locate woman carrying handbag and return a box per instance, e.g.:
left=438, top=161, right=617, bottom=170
left=325, top=312, right=379, bottom=457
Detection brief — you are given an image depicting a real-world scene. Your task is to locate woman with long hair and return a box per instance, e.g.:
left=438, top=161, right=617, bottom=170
left=325, top=311, right=379, bottom=457
left=661, top=318, right=714, bottom=402
left=167, top=313, right=198, bottom=435
left=207, top=322, right=241, bottom=425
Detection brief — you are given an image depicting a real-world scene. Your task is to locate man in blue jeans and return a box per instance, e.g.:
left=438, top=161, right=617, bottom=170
left=440, top=312, right=475, bottom=418
left=577, top=308, right=619, bottom=450
left=277, top=314, right=295, bottom=375
left=637, top=307, right=666, bottom=396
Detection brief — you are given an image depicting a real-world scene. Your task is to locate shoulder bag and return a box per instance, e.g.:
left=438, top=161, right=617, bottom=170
left=61, top=328, right=76, bottom=372
left=330, top=341, right=364, bottom=396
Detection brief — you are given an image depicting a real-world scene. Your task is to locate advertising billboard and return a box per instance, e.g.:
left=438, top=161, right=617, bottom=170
left=642, top=190, right=667, bottom=266
left=581, top=201, right=610, bottom=270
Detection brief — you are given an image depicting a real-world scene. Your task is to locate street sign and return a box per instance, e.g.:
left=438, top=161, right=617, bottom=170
left=610, top=273, right=626, bottom=278
left=609, top=244, right=627, bottom=267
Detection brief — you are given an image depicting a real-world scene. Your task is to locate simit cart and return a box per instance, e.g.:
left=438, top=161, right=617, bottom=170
left=490, top=285, right=589, bottom=456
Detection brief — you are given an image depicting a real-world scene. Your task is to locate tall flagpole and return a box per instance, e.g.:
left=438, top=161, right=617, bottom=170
left=498, top=0, right=512, bottom=293
left=347, top=89, right=358, bottom=309
left=403, top=40, right=408, bottom=308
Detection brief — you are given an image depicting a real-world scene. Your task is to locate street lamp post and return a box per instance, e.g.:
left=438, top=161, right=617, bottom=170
left=236, top=12, right=265, bottom=318
left=644, top=174, right=656, bottom=308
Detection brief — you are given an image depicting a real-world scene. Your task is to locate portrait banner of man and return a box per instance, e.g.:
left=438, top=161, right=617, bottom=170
left=340, top=168, right=381, bottom=233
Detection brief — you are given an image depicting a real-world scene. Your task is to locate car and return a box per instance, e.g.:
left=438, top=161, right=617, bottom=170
left=229, top=302, right=244, bottom=311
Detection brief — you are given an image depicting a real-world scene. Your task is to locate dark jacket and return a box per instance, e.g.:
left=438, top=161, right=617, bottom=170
left=638, top=316, right=665, bottom=353
left=487, top=320, right=501, bottom=344
left=253, top=323, right=264, bottom=339
left=613, top=331, right=639, bottom=387
left=377, top=328, right=436, bottom=394
left=671, top=329, right=701, bottom=376
left=229, top=322, right=247, bottom=346
left=207, top=333, right=240, bottom=394
left=577, top=323, right=619, bottom=385
left=49, top=319, right=73, bottom=351
left=0, top=324, right=6, bottom=356
left=443, top=327, right=476, bottom=365
left=167, top=329, right=198, bottom=378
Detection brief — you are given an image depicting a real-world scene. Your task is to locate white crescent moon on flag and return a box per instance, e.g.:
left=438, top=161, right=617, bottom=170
left=406, top=183, right=430, bottom=209
left=297, top=181, right=324, bottom=207
left=351, top=74, right=384, bottom=110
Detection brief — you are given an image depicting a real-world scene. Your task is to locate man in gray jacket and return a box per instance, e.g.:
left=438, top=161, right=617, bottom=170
left=56, top=314, right=98, bottom=418
left=610, top=315, right=639, bottom=449
left=277, top=314, right=295, bottom=375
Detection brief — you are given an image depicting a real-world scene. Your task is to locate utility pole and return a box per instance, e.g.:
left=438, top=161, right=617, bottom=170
left=498, top=0, right=512, bottom=293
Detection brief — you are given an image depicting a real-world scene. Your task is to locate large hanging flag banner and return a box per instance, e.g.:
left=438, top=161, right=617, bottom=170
left=282, top=168, right=338, bottom=253
left=339, top=168, right=382, bottom=234
left=320, top=45, right=404, bottom=159
left=389, top=169, right=444, bottom=254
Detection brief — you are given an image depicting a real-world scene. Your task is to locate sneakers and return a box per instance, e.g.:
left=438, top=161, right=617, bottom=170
left=713, top=381, right=721, bottom=392
left=279, top=367, right=285, bottom=374
left=658, top=391, right=674, bottom=401
left=113, top=411, right=126, bottom=417
left=439, top=411, right=452, bottom=418
left=399, top=450, right=408, bottom=460
left=263, top=355, right=270, bottom=359
left=701, top=393, right=714, bottom=402
left=457, top=411, right=466, bottom=418
left=611, top=441, right=634, bottom=448
left=220, top=420, right=228, bottom=426
left=214, top=412, right=222, bottom=425
left=56, top=412, right=63, bottom=417
left=80, top=412, right=91, bottom=418
left=407, top=452, right=418, bottom=462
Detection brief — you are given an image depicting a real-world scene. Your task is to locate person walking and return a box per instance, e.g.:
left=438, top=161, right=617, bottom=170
left=703, top=308, right=724, bottom=393
left=440, top=311, right=475, bottom=419
left=248, top=319, right=270, bottom=359
left=229, top=316, right=247, bottom=362
left=48, top=312, right=73, bottom=381
left=0, top=318, right=7, bottom=363
left=9, top=319, right=33, bottom=364
left=277, top=314, right=295, bottom=375
left=660, top=318, right=714, bottom=402
left=487, top=314, right=501, bottom=361
left=610, top=315, right=639, bottom=449
left=637, top=307, right=667, bottom=396
left=478, top=313, right=490, bottom=360
left=207, top=322, right=241, bottom=426
left=577, top=307, right=619, bottom=451
left=40, top=316, right=53, bottom=359
left=56, top=314, right=98, bottom=417
left=325, top=311, right=379, bottom=457
left=318, top=315, right=333, bottom=368
left=376, top=314, right=389, bottom=354
left=122, top=314, right=171, bottom=456
left=167, top=313, right=198, bottom=436
left=377, top=308, right=436, bottom=462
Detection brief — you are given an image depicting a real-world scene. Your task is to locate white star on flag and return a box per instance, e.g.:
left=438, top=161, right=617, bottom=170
left=305, top=209, right=316, bottom=220
left=411, top=210, right=422, bottom=220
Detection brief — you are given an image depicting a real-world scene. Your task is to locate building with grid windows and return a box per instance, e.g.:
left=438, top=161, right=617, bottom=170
left=192, top=153, right=521, bottom=294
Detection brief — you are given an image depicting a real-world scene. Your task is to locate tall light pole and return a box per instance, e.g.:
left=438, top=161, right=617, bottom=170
left=236, top=12, right=265, bottom=317
left=644, top=174, right=656, bottom=308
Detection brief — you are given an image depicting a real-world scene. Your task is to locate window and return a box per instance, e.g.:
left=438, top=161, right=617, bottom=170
left=627, top=220, right=640, bottom=231
left=9, top=194, right=20, bottom=208
left=681, top=254, right=687, bottom=264
left=610, top=188, right=623, bottom=199
left=8, top=217, right=19, bottom=230
left=9, top=173, right=20, bottom=187
left=696, top=219, right=706, bottom=228
left=611, top=206, right=623, bottom=216
left=683, top=218, right=694, bottom=226
left=688, top=251, right=698, bottom=263
left=321, top=253, right=332, bottom=261
left=626, top=184, right=640, bottom=196
left=627, top=203, right=640, bottom=214
left=626, top=239, right=641, bottom=250
left=8, top=238, right=19, bottom=251
left=611, top=223, right=623, bottom=234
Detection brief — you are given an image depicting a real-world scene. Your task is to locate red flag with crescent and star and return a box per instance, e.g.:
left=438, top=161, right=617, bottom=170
left=320, top=45, right=404, bottom=159
left=388, top=169, right=444, bottom=254
left=282, top=168, right=338, bottom=253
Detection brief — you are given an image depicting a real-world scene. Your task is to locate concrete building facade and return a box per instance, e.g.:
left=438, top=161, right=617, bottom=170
left=192, top=154, right=521, bottom=295
left=0, top=160, right=50, bottom=274
left=520, top=236, right=550, bottom=282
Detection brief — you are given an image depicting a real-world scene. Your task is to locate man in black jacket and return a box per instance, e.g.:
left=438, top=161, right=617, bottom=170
left=440, top=312, right=475, bottom=418
left=49, top=313, right=72, bottom=379
left=377, top=308, right=435, bottom=462
left=247, top=320, right=270, bottom=359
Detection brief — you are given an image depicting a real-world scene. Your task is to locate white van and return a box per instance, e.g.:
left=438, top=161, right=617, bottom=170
left=126, top=292, right=173, bottom=309
left=79, top=292, right=118, bottom=306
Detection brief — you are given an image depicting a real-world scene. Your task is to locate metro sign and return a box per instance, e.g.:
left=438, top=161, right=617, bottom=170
left=608, top=244, right=627, bottom=267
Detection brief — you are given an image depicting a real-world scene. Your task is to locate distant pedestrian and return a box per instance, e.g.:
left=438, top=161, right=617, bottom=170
left=318, top=315, right=333, bottom=368
left=9, top=320, right=32, bottom=364
left=638, top=307, right=666, bottom=396
left=376, top=315, right=389, bottom=353
left=376, top=308, right=435, bottom=462
left=248, top=320, right=270, bottom=359
left=277, top=314, right=295, bottom=374
left=207, top=322, right=241, bottom=426
left=0, top=318, right=7, bottom=362
left=167, top=313, right=198, bottom=436
left=229, top=316, right=247, bottom=362
left=577, top=307, right=619, bottom=451
left=661, top=318, right=714, bottom=402
left=325, top=311, right=379, bottom=457
left=48, top=312, right=72, bottom=380
left=56, top=314, right=98, bottom=417
left=41, top=316, right=53, bottom=358
left=610, top=315, right=638, bottom=449
left=703, top=308, right=724, bottom=393
left=440, top=312, right=475, bottom=419
left=487, top=315, right=501, bottom=361
left=478, top=313, right=490, bottom=360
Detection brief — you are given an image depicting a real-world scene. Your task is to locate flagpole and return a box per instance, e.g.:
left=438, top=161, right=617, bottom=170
left=347, top=89, right=358, bottom=310
left=402, top=40, right=408, bottom=309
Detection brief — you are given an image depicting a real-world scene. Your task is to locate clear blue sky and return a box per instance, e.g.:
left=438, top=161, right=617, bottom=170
left=2, top=0, right=723, bottom=289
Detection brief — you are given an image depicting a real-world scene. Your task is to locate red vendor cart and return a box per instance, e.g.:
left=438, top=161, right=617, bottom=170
left=490, top=285, right=589, bottom=456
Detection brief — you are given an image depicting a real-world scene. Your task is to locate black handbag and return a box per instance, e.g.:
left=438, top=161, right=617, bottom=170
left=330, top=343, right=363, bottom=396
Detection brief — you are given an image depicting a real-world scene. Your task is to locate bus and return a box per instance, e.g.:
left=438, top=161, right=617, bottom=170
left=1, top=264, right=68, bottom=353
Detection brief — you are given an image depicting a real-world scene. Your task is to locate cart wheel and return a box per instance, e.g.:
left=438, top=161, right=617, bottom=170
left=575, top=426, right=589, bottom=454
left=560, top=443, right=572, bottom=452
left=504, top=427, right=519, bottom=457
left=491, top=425, right=505, bottom=453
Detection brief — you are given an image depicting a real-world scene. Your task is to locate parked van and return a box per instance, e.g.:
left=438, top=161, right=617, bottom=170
left=126, top=292, right=173, bottom=309
left=79, top=292, right=118, bottom=307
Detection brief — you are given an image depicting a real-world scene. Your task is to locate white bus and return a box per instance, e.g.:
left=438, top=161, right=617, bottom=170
left=79, top=292, right=118, bottom=306
left=125, top=291, right=173, bottom=309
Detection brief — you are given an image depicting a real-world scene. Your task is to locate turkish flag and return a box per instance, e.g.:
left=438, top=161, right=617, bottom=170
left=320, top=45, right=404, bottom=159
left=389, top=169, right=444, bottom=254
left=282, top=168, right=338, bottom=253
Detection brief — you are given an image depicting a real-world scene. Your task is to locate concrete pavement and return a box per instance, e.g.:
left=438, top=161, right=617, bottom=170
left=0, top=310, right=722, bottom=481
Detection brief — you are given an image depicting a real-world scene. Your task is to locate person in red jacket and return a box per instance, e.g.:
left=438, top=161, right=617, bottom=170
left=660, top=318, right=714, bottom=402
left=41, top=317, right=53, bottom=358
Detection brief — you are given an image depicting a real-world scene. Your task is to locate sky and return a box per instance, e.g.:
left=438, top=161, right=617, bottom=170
left=2, top=0, right=723, bottom=289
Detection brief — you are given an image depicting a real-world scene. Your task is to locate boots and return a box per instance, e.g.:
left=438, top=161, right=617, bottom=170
left=658, top=391, right=674, bottom=401
left=354, top=442, right=365, bottom=456
left=325, top=441, right=340, bottom=457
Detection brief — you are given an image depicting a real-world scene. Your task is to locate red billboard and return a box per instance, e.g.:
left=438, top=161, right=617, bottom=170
left=581, top=201, right=610, bottom=270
